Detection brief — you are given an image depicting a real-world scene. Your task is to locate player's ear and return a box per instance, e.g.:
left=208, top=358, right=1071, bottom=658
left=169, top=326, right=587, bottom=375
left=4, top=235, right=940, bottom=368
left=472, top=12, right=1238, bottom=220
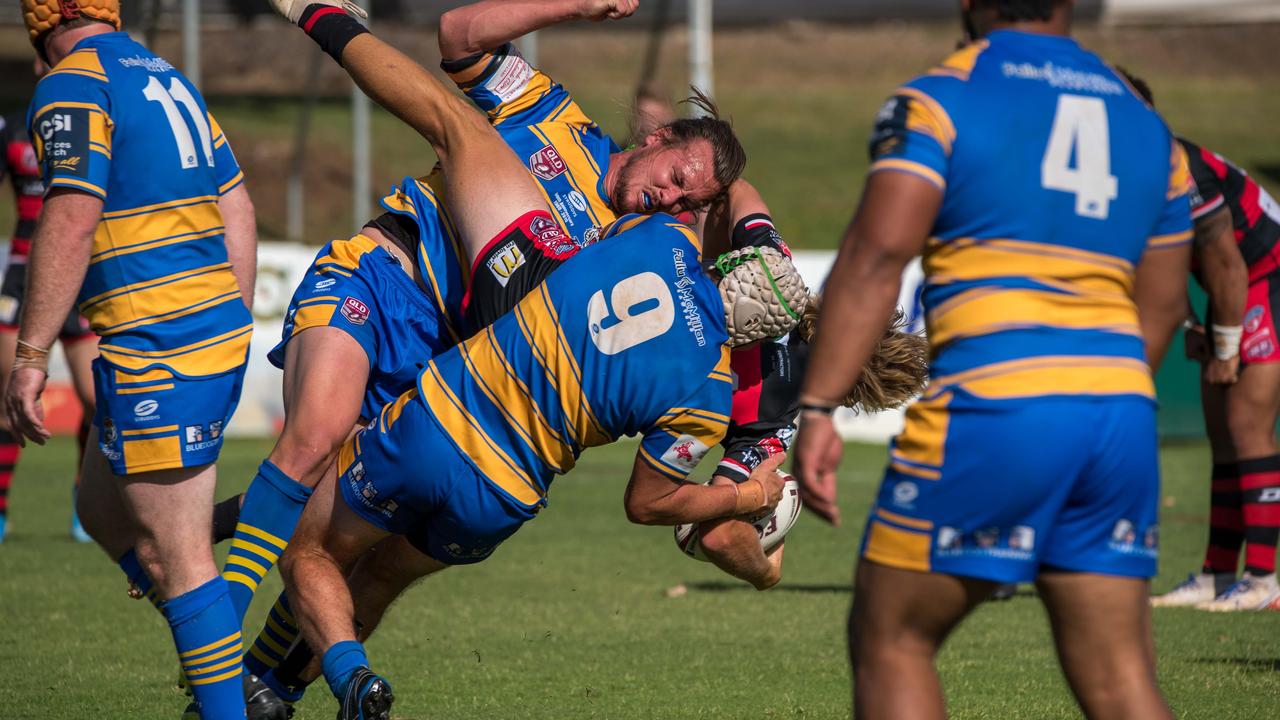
left=643, top=126, right=673, bottom=147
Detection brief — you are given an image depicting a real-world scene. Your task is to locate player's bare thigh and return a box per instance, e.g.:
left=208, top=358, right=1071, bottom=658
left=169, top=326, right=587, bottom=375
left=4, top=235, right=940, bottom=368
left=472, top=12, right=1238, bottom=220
left=1202, top=362, right=1280, bottom=461
left=270, top=326, right=371, bottom=487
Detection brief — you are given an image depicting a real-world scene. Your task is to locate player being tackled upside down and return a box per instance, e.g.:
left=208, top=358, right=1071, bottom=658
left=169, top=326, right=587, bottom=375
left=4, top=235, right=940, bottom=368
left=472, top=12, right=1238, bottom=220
left=256, top=1, right=814, bottom=716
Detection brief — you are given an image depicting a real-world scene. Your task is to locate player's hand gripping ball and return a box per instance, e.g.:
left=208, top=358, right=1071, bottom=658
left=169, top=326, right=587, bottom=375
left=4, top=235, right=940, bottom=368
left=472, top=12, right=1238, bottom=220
left=674, top=472, right=803, bottom=562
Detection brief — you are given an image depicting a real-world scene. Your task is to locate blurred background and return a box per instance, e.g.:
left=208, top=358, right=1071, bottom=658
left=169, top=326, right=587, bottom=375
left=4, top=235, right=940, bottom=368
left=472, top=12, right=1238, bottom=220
left=0, top=0, right=1277, bottom=438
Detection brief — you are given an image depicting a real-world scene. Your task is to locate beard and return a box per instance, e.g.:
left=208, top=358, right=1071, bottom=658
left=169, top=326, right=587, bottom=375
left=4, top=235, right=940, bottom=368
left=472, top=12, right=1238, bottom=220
left=610, top=155, right=645, bottom=213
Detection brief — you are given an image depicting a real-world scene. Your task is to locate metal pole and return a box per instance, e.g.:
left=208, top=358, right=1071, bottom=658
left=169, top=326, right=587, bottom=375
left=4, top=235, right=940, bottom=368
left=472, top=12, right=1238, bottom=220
left=517, top=31, right=539, bottom=66
left=287, top=55, right=324, bottom=242
left=351, top=0, right=372, bottom=231
left=182, top=0, right=200, bottom=90
left=688, top=0, right=713, bottom=116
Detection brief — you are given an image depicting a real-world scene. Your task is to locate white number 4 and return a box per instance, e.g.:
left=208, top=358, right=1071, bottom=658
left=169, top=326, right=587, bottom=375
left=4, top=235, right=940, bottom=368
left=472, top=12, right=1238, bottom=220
left=142, top=76, right=214, bottom=170
left=1041, top=94, right=1118, bottom=220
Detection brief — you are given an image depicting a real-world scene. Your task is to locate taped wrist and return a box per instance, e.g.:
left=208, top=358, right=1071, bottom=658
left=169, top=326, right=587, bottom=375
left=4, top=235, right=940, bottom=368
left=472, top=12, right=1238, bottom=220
left=299, top=4, right=369, bottom=63
left=732, top=477, right=767, bottom=515
left=13, top=339, right=50, bottom=374
left=1211, top=324, right=1243, bottom=360
left=731, top=213, right=790, bottom=258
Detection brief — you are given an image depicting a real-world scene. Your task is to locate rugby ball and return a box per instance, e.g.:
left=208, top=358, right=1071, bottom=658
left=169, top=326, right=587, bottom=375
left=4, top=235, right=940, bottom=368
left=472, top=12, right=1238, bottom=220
left=674, top=474, right=802, bottom=562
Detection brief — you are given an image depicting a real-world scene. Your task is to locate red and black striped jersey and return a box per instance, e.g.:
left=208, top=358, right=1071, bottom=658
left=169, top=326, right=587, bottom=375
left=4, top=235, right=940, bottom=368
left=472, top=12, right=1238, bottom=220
left=0, top=113, right=44, bottom=258
left=1181, top=138, right=1280, bottom=282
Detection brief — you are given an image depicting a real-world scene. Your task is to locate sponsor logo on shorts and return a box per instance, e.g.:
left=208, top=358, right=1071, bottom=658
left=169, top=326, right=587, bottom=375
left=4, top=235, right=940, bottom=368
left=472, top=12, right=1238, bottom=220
left=102, top=417, right=118, bottom=445
left=1111, top=519, right=1136, bottom=545
left=892, top=481, right=919, bottom=508
left=185, top=425, right=203, bottom=443
left=1244, top=305, right=1265, bottom=333
left=209, top=420, right=223, bottom=440
left=350, top=461, right=366, bottom=483
left=1260, top=488, right=1280, bottom=503
left=1109, top=519, right=1157, bottom=559
left=937, top=526, right=962, bottom=551
left=1144, top=525, right=1160, bottom=549
left=486, top=241, right=526, bottom=288
left=184, top=422, right=222, bottom=452
left=528, top=145, right=567, bottom=181
left=974, top=527, right=1000, bottom=548
left=361, top=483, right=378, bottom=501
left=133, top=399, right=160, bottom=421
left=314, top=277, right=337, bottom=291
left=1009, top=525, right=1036, bottom=551
left=661, top=435, right=709, bottom=473
left=528, top=215, right=577, bottom=259
left=340, top=296, right=370, bottom=326
left=443, top=542, right=492, bottom=559
left=1243, top=328, right=1275, bottom=361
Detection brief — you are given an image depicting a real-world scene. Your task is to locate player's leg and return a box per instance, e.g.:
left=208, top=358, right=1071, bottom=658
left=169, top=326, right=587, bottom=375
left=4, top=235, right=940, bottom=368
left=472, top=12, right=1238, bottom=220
left=223, top=328, right=369, bottom=620
left=1201, top=359, right=1280, bottom=610
left=317, top=27, right=551, bottom=260
left=850, top=561, right=993, bottom=720
left=118, top=463, right=246, bottom=719
left=277, top=464, right=391, bottom=707
left=0, top=329, right=17, bottom=541
left=1152, top=379, right=1241, bottom=605
left=1036, top=572, right=1171, bottom=720
left=63, top=330, right=97, bottom=542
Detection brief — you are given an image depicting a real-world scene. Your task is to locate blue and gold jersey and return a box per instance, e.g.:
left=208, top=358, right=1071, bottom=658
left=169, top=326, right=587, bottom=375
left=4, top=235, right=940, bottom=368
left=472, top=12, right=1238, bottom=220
left=377, top=43, right=622, bottom=341
left=397, top=214, right=732, bottom=510
left=28, top=32, right=250, bottom=377
left=868, top=30, right=1192, bottom=402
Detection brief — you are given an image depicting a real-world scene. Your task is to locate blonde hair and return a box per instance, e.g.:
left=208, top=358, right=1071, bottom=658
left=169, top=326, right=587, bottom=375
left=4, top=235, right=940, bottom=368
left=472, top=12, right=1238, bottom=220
left=794, top=296, right=929, bottom=413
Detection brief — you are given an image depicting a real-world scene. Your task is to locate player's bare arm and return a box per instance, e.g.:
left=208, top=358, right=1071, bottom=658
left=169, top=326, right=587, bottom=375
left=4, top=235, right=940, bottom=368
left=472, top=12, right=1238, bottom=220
left=219, top=182, right=258, bottom=311
left=3, top=188, right=100, bottom=446
left=793, top=170, right=942, bottom=525
left=439, top=0, right=638, bottom=61
left=1135, top=242, right=1193, bottom=372
left=624, top=451, right=786, bottom=526
left=1193, top=205, right=1247, bottom=384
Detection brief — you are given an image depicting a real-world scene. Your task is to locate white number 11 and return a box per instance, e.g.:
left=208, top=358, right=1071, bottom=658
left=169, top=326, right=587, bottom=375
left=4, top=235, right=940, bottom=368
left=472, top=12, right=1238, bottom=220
left=1041, top=94, right=1118, bottom=220
left=142, top=76, right=214, bottom=170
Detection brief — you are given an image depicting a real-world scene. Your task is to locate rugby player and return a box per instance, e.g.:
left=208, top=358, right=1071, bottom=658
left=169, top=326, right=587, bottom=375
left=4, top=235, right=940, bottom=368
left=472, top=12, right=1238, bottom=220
left=259, top=2, right=806, bottom=715
left=0, top=58, right=97, bottom=544
left=1127, top=75, right=1280, bottom=611
left=793, top=1, right=1191, bottom=718
left=217, top=0, right=794, bottom=625
left=7, top=2, right=263, bottom=717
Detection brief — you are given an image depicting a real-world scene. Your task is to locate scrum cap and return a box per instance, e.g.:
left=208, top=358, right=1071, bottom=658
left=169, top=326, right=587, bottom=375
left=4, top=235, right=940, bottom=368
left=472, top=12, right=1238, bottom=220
left=22, top=0, right=121, bottom=46
left=714, top=246, right=808, bottom=347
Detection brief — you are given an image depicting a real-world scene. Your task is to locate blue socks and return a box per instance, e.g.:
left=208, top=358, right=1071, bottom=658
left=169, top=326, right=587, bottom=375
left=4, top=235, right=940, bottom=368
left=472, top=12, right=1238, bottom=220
left=321, top=640, right=369, bottom=699
left=244, top=591, right=300, bottom=678
left=163, top=577, right=245, bottom=719
left=223, top=460, right=313, bottom=620
left=117, top=547, right=160, bottom=608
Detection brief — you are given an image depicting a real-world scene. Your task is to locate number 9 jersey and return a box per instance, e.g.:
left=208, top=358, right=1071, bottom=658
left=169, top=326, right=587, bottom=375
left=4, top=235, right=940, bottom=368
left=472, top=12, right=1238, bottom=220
left=28, top=32, right=252, bottom=475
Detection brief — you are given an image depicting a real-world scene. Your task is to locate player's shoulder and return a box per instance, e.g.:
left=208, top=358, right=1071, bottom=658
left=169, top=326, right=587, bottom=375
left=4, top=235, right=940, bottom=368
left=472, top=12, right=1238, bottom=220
left=32, top=55, right=111, bottom=112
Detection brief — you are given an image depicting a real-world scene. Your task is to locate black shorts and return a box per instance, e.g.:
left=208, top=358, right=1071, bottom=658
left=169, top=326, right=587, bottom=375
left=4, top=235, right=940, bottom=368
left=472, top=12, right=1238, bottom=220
left=0, top=259, right=95, bottom=340
left=463, top=210, right=577, bottom=330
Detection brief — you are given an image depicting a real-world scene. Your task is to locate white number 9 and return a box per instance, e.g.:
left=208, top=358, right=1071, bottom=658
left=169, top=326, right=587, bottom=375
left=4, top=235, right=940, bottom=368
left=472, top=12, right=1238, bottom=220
left=588, top=272, right=675, bottom=355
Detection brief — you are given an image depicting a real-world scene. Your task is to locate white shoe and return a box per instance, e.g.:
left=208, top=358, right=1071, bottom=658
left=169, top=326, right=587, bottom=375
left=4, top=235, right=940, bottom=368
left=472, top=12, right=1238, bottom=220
left=1196, top=574, right=1280, bottom=612
left=1151, top=572, right=1234, bottom=607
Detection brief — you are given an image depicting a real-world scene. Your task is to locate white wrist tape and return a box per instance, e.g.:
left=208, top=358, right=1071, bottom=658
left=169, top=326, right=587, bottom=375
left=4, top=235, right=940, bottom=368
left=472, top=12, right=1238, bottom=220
left=1211, top=324, right=1243, bottom=360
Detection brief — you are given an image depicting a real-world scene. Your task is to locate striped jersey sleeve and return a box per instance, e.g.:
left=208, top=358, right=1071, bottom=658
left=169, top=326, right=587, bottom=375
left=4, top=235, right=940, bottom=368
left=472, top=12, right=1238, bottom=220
left=639, top=359, right=733, bottom=481
left=867, top=82, right=955, bottom=192
left=29, top=70, right=113, bottom=199
left=208, top=113, right=244, bottom=195
left=1148, top=139, right=1194, bottom=250
left=442, top=43, right=595, bottom=129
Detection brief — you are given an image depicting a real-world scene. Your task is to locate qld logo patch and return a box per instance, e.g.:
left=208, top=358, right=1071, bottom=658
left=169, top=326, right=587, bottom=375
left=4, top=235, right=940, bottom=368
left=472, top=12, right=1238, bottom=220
left=528, top=214, right=577, bottom=259
left=528, top=145, right=567, bottom=181
left=340, top=296, right=370, bottom=325
left=1245, top=305, right=1265, bottom=333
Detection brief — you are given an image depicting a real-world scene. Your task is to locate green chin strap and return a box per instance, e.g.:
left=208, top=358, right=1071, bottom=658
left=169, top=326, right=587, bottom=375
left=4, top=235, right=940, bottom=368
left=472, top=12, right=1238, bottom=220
left=713, top=247, right=801, bottom=321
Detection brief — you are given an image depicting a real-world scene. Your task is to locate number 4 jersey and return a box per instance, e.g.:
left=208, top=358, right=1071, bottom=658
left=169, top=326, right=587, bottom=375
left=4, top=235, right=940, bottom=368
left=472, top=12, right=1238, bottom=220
left=28, top=32, right=251, bottom=378
left=868, top=29, right=1192, bottom=402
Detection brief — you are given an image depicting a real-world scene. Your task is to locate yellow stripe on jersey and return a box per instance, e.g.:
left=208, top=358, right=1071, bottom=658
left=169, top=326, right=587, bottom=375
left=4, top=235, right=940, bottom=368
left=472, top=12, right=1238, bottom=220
left=459, top=330, right=573, bottom=474
left=98, top=323, right=252, bottom=377
left=419, top=362, right=545, bottom=506
left=1168, top=141, right=1193, bottom=200
left=378, top=388, right=418, bottom=432
left=92, top=196, right=223, bottom=263
left=318, top=233, right=377, bottom=272
left=515, top=286, right=612, bottom=448
left=219, top=170, right=245, bottom=194
left=666, top=223, right=703, bottom=256
left=925, top=237, right=1134, bottom=294
left=926, top=40, right=989, bottom=81
left=869, top=159, right=946, bottom=191
left=932, top=355, right=1155, bottom=400
left=47, top=48, right=108, bottom=82
left=926, top=287, right=1140, bottom=348
left=121, top=425, right=180, bottom=438
left=490, top=71, right=555, bottom=127
left=1149, top=231, right=1194, bottom=249
left=530, top=125, right=606, bottom=228
left=638, top=445, right=687, bottom=480
left=82, top=264, right=242, bottom=334
left=385, top=176, right=466, bottom=347
left=896, top=88, right=956, bottom=155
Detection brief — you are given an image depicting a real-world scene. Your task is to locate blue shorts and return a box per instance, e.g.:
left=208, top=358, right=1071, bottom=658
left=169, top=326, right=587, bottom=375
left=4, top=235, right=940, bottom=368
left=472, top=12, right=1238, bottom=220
left=93, top=359, right=245, bottom=476
left=269, top=235, right=454, bottom=420
left=335, top=388, right=538, bottom=565
left=860, top=389, right=1160, bottom=583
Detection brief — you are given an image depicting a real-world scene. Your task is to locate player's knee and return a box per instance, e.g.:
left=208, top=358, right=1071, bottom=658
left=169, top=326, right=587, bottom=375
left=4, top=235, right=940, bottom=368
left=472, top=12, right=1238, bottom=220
left=271, top=427, right=344, bottom=481
left=1224, top=407, right=1277, bottom=456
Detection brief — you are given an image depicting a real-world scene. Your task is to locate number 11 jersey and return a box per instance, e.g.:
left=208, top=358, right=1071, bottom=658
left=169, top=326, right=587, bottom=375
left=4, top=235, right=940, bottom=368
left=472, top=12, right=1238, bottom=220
left=29, top=32, right=251, bottom=378
left=867, top=29, right=1192, bottom=402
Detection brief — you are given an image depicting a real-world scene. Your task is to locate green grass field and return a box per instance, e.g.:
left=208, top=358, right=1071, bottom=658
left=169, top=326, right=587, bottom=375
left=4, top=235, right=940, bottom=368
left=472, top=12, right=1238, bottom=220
left=1, top=437, right=1278, bottom=719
